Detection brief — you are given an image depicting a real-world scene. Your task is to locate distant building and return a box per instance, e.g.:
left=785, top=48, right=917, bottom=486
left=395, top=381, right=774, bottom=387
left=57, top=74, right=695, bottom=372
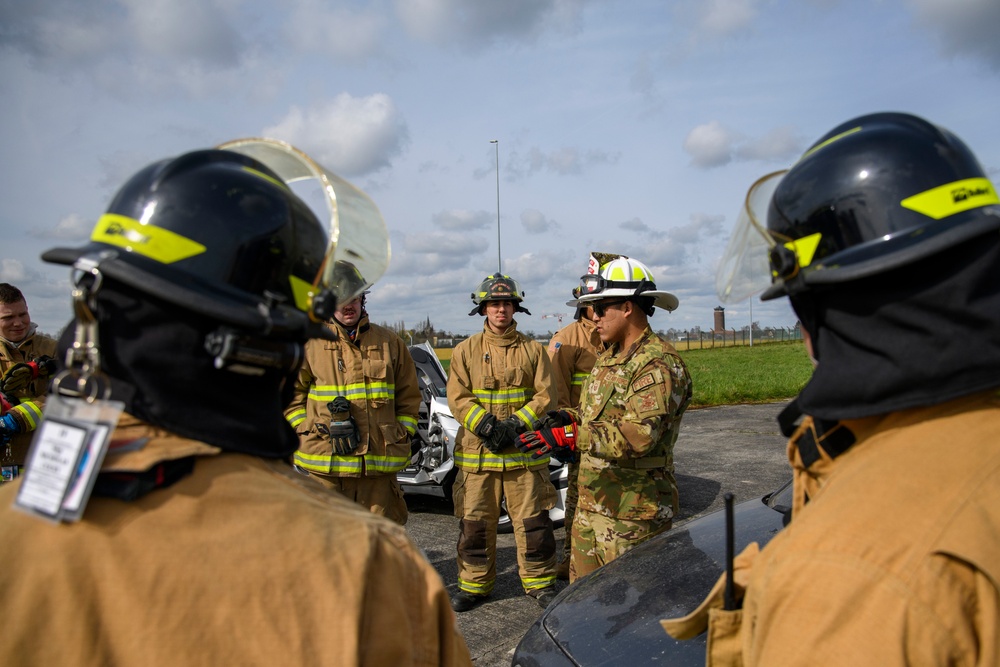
left=714, top=306, right=725, bottom=333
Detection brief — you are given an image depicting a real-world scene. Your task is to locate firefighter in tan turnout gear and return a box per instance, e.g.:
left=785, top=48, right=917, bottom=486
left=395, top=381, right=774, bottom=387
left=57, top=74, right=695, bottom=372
left=664, top=112, right=1000, bottom=665
left=285, top=290, right=421, bottom=525
left=545, top=256, right=606, bottom=579
left=0, top=140, right=472, bottom=667
left=447, top=273, right=559, bottom=612
left=0, top=283, right=58, bottom=482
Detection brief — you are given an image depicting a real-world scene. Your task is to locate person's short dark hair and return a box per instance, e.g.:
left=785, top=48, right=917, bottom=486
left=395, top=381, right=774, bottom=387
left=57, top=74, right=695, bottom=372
left=0, top=283, right=25, bottom=305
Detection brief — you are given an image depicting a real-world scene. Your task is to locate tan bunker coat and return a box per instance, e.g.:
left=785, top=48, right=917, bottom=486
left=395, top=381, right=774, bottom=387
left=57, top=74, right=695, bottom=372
left=447, top=321, right=557, bottom=595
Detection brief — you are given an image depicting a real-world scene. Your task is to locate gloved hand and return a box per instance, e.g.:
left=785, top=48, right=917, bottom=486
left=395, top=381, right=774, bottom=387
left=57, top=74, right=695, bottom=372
left=486, top=417, right=522, bottom=454
left=325, top=396, right=360, bottom=455
left=0, top=356, right=57, bottom=395
left=474, top=413, right=498, bottom=447
left=518, top=411, right=578, bottom=463
left=0, top=413, right=21, bottom=441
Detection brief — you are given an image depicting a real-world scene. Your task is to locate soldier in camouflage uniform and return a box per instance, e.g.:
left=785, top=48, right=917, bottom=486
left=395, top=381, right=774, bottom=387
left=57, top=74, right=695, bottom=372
left=546, top=255, right=606, bottom=579
left=518, top=255, right=691, bottom=582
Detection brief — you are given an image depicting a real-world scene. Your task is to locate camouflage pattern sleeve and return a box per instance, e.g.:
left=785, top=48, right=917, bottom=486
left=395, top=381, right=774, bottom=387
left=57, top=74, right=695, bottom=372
left=587, top=354, right=691, bottom=461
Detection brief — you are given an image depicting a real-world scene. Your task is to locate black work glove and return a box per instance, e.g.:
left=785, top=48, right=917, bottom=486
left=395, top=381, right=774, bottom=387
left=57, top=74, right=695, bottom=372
left=486, top=417, right=523, bottom=454
left=474, top=413, right=503, bottom=454
left=0, top=356, right=57, bottom=395
left=325, top=396, right=360, bottom=455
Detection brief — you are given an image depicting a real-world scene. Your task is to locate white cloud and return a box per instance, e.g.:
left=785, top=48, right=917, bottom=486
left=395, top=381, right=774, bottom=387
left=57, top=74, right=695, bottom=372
left=505, top=145, right=620, bottom=180
left=687, top=122, right=804, bottom=168
left=908, top=0, right=1000, bottom=70
left=432, top=209, right=494, bottom=231
left=262, top=93, right=410, bottom=176
left=394, top=0, right=587, bottom=49
left=0, top=259, right=29, bottom=283
left=521, top=209, right=559, bottom=234
left=31, top=214, right=93, bottom=241
left=683, top=120, right=740, bottom=168
left=284, top=1, right=387, bottom=62
left=737, top=125, right=805, bottom=162
left=698, top=0, right=760, bottom=36
left=123, top=0, right=244, bottom=66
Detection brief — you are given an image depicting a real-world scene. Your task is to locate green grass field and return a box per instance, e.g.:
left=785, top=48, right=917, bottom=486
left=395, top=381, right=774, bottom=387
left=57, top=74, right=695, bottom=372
left=679, top=341, right=813, bottom=407
left=434, top=340, right=812, bottom=408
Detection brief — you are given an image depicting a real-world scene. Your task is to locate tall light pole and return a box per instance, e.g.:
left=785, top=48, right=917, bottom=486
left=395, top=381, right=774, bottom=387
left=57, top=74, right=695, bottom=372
left=490, top=139, right=501, bottom=273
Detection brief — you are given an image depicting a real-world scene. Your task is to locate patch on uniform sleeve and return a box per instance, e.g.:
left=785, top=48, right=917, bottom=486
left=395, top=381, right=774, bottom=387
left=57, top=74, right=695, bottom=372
left=634, top=390, right=662, bottom=416
left=632, top=373, right=655, bottom=393
left=548, top=340, right=562, bottom=354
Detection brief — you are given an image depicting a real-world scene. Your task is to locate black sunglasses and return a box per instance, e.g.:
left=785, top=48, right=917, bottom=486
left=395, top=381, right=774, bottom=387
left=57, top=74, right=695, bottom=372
left=592, top=299, right=629, bottom=317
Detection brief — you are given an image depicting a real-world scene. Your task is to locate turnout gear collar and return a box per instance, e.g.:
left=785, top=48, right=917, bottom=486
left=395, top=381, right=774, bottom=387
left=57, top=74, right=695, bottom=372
left=57, top=281, right=302, bottom=458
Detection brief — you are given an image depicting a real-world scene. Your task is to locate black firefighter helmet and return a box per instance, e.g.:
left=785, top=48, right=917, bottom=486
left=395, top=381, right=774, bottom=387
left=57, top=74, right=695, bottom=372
left=43, top=149, right=328, bottom=340
left=468, top=273, right=531, bottom=316
left=763, top=112, right=1000, bottom=300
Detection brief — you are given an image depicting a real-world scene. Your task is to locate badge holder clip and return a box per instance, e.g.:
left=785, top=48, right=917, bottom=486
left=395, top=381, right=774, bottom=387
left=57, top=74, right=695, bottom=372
left=14, top=259, right=124, bottom=523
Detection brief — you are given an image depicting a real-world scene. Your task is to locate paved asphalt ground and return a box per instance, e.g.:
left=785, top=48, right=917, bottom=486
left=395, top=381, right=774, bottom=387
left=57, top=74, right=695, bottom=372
left=403, top=401, right=792, bottom=666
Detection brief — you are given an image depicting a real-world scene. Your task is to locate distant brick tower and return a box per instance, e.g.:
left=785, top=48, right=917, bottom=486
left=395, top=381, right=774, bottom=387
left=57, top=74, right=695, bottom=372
left=714, top=306, right=725, bottom=332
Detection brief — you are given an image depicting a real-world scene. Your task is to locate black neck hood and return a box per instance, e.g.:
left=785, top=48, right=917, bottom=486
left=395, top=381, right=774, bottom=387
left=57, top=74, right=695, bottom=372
left=58, top=282, right=301, bottom=458
left=792, top=232, right=1000, bottom=421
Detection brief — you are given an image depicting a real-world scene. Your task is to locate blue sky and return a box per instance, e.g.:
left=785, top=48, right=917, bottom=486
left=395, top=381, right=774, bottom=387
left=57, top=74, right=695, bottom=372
left=2, top=0, right=998, bottom=338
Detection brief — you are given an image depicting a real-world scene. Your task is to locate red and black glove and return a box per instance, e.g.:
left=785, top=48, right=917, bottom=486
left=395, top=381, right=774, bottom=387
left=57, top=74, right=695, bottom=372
left=0, top=356, right=57, bottom=395
left=517, top=410, right=578, bottom=463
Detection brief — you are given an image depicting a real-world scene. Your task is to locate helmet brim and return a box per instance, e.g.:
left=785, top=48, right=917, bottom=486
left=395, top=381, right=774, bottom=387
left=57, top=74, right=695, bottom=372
left=761, top=205, right=1000, bottom=301
left=43, top=245, right=318, bottom=338
left=575, top=290, right=679, bottom=312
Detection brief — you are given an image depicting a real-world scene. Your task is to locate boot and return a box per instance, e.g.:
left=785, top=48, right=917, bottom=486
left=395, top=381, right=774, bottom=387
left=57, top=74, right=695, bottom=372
left=527, top=586, right=557, bottom=609
left=450, top=591, right=487, bottom=613
left=555, top=557, right=570, bottom=581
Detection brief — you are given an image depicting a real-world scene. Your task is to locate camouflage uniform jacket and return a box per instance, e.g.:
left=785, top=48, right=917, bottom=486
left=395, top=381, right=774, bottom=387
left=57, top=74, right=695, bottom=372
left=0, top=325, right=58, bottom=465
left=547, top=317, right=603, bottom=410
left=569, top=326, right=692, bottom=521
left=448, top=321, right=556, bottom=472
left=285, top=315, right=421, bottom=477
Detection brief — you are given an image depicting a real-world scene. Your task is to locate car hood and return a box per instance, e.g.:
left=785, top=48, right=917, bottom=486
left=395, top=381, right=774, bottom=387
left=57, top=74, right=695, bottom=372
left=514, top=487, right=789, bottom=667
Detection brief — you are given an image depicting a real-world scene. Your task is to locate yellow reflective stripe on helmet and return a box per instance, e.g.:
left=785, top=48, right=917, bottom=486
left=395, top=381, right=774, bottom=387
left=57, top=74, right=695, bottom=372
left=780, top=232, right=822, bottom=271
left=901, top=177, right=999, bottom=220
left=91, top=213, right=207, bottom=264
left=801, top=126, right=862, bottom=160
left=241, top=165, right=288, bottom=191
left=288, top=274, right=316, bottom=314
left=286, top=407, right=306, bottom=428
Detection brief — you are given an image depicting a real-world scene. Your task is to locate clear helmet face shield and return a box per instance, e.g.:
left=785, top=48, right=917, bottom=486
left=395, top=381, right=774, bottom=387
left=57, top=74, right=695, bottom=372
left=217, top=138, right=390, bottom=319
left=715, top=170, right=786, bottom=303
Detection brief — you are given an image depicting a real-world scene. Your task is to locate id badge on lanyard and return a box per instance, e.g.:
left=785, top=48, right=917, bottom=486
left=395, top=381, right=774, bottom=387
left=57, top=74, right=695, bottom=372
left=14, top=393, right=123, bottom=523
